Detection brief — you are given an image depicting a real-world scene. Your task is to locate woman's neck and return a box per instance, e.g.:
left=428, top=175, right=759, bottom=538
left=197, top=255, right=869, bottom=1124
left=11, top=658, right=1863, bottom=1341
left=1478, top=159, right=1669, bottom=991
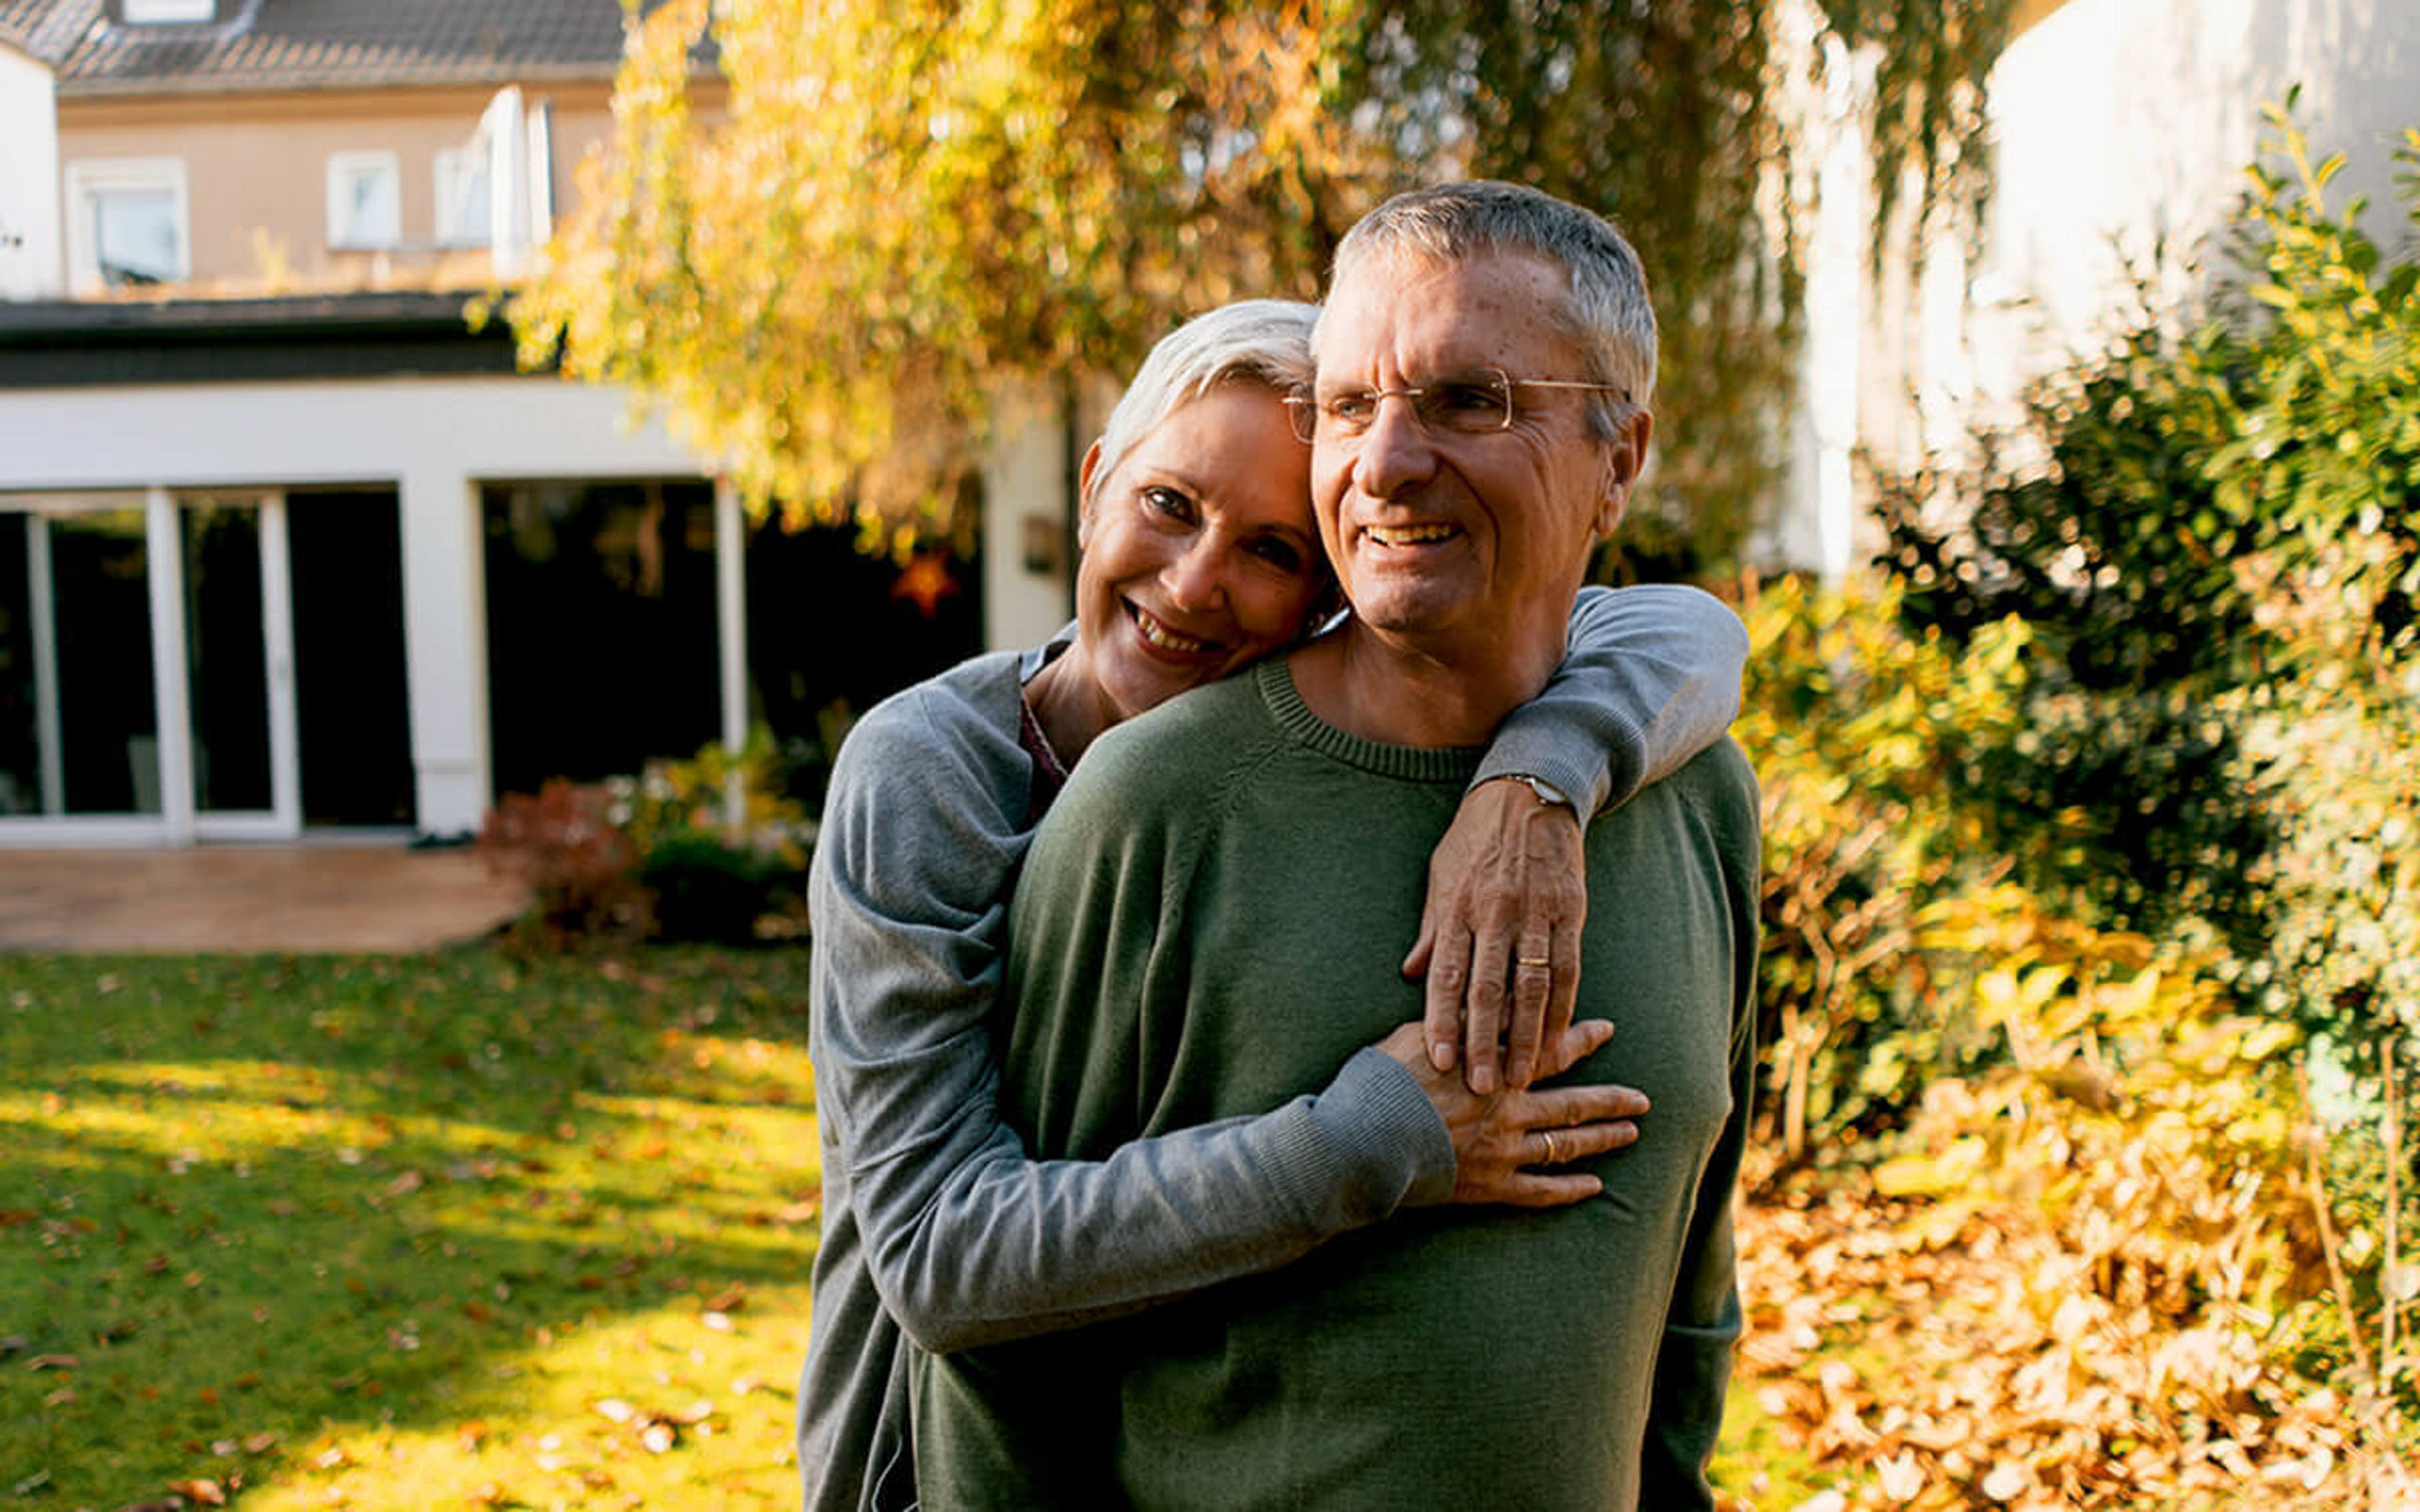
left=1023, top=644, right=1117, bottom=766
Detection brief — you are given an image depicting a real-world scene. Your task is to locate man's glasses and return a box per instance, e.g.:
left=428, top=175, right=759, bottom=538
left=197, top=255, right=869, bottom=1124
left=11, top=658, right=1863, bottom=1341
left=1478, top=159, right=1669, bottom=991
left=1282, top=367, right=1631, bottom=445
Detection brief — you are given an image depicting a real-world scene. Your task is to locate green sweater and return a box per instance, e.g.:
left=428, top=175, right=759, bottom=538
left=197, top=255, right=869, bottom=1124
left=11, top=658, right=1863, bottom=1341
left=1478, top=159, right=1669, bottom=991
left=914, top=659, right=1761, bottom=1510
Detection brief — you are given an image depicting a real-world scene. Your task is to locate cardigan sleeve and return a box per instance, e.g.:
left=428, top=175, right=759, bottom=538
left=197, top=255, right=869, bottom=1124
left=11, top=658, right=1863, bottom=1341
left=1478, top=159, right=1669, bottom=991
left=1473, top=583, right=1749, bottom=814
left=810, top=682, right=1451, bottom=1358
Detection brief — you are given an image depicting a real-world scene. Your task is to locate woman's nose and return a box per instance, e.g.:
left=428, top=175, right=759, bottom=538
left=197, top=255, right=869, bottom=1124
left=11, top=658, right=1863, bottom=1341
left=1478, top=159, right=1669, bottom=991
left=1162, top=536, right=1227, bottom=610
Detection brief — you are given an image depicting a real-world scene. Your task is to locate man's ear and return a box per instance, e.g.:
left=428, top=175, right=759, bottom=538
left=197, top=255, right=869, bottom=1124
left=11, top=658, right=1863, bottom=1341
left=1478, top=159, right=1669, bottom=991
left=1594, top=408, right=1652, bottom=537
left=1076, top=440, right=1105, bottom=550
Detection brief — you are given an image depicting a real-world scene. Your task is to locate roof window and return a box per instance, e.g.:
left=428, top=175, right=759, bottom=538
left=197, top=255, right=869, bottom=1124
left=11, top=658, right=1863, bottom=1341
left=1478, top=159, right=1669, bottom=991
left=122, top=0, right=216, bottom=24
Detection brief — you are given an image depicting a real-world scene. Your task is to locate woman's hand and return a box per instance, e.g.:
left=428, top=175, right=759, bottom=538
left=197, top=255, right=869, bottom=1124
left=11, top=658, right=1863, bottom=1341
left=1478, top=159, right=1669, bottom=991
left=1403, top=776, right=1586, bottom=1095
left=1374, top=1021, right=1645, bottom=1208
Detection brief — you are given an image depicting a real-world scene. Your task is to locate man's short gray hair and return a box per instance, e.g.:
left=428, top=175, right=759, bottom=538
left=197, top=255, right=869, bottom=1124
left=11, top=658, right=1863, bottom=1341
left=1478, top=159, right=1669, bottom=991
left=1323, top=180, right=1657, bottom=436
left=1087, top=299, right=1318, bottom=509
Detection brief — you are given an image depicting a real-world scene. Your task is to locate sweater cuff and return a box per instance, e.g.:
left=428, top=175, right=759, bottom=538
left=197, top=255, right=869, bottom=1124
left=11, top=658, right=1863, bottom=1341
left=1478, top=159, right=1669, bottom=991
left=1470, top=713, right=1636, bottom=817
left=1278, top=1047, right=1456, bottom=1230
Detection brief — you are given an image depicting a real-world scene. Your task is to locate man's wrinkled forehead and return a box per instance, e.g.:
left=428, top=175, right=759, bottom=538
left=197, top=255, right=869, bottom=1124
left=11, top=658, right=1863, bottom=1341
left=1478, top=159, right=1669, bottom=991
left=1312, top=248, right=1570, bottom=380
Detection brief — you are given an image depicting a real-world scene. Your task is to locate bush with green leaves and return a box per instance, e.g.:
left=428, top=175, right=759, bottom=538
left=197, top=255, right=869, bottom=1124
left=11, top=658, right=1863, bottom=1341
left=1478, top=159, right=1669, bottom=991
left=1736, top=571, right=2031, bottom=1160
left=1879, top=107, right=2420, bottom=1045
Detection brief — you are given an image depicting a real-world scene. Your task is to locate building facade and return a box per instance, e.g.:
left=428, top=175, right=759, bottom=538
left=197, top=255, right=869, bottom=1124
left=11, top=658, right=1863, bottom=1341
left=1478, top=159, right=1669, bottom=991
left=0, top=0, right=1066, bottom=847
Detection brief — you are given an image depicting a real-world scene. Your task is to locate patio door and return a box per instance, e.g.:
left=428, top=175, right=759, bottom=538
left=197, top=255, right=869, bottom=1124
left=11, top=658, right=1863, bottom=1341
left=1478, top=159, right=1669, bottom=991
left=182, top=493, right=301, bottom=839
left=0, top=490, right=299, bottom=842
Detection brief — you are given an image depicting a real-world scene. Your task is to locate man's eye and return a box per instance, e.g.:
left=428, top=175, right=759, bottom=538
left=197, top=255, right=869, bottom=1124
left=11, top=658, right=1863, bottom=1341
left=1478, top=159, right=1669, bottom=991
left=1322, top=391, right=1377, bottom=427
left=1142, top=486, right=1195, bottom=521
left=1424, top=384, right=1510, bottom=433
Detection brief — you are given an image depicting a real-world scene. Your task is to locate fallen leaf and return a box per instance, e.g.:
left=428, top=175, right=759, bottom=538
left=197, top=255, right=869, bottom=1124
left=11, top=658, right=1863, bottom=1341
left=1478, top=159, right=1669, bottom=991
left=25, top=1354, right=79, bottom=1371
left=166, top=1479, right=228, bottom=1506
left=386, top=1170, right=425, bottom=1196
left=703, top=1283, right=748, bottom=1314
left=595, top=1399, right=636, bottom=1424
left=243, top=1433, right=278, bottom=1453
left=640, top=1422, right=676, bottom=1454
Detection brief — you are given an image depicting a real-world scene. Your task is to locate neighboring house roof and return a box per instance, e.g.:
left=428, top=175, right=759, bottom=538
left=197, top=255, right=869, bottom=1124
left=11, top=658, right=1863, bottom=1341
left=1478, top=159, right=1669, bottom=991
left=0, top=0, right=657, bottom=96
left=0, top=291, right=528, bottom=386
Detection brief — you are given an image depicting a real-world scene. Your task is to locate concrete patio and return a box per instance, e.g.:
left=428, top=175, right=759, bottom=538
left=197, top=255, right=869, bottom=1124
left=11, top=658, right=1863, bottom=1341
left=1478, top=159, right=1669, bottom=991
left=0, top=844, right=529, bottom=953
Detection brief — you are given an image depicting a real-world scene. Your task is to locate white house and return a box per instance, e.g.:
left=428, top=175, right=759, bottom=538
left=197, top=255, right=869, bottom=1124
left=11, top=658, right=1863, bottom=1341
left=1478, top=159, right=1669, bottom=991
left=0, top=0, right=1066, bottom=848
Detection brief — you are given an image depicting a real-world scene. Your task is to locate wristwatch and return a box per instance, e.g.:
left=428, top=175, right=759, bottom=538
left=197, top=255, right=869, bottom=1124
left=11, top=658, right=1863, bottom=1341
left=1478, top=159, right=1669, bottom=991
left=1504, top=773, right=1576, bottom=813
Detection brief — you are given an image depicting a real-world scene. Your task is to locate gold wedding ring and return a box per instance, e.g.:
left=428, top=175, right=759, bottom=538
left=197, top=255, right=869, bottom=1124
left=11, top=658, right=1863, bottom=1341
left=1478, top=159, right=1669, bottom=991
left=1541, top=1129, right=1561, bottom=1164
left=1517, top=954, right=1551, bottom=969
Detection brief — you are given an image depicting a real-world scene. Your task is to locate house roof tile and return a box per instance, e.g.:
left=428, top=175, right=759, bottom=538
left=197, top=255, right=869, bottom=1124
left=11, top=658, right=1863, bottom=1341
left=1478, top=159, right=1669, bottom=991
left=0, top=0, right=656, bottom=95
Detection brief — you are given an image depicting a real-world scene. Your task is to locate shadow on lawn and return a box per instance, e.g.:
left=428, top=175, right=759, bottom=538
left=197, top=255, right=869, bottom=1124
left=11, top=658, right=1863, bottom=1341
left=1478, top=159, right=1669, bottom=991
left=0, top=946, right=823, bottom=1506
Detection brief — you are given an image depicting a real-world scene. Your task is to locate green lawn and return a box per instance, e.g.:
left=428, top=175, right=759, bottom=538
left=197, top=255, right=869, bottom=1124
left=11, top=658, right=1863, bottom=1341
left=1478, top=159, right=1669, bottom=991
left=1, top=950, right=822, bottom=1511
left=6, top=946, right=1834, bottom=1511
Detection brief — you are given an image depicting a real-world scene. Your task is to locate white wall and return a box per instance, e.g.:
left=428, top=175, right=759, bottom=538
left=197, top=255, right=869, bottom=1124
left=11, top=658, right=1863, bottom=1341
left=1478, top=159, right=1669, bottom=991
left=0, top=42, right=62, bottom=300
left=1762, top=0, right=2420, bottom=573
left=1979, top=0, right=2420, bottom=388
left=2, top=374, right=704, bottom=837
left=978, top=376, right=1077, bottom=653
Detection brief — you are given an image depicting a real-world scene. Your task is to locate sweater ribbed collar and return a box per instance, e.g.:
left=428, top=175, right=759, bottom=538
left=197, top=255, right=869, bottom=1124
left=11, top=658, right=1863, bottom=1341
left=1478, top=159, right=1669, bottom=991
left=1255, top=658, right=1486, bottom=786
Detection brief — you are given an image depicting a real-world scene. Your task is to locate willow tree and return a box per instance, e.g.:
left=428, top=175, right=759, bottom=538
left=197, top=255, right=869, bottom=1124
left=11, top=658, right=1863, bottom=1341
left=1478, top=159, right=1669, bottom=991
left=510, top=0, right=2005, bottom=568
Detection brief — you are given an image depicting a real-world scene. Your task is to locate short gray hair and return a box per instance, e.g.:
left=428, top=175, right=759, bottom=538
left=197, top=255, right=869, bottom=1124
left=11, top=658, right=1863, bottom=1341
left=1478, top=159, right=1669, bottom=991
left=1322, top=180, right=1657, bottom=435
left=1087, top=299, right=1318, bottom=508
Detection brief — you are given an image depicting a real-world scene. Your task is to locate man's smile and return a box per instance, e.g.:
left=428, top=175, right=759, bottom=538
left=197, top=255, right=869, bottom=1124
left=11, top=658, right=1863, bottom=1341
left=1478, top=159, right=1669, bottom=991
left=1360, top=522, right=1462, bottom=549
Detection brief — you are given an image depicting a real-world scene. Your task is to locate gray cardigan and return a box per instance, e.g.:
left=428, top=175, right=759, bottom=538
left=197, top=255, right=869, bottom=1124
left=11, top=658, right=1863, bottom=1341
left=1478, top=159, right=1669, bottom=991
left=795, top=584, right=1749, bottom=1512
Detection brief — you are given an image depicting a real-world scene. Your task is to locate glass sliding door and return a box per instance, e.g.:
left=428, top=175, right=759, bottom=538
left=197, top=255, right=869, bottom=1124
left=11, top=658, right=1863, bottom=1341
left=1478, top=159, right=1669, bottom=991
left=1, top=491, right=302, bottom=842
left=182, top=500, right=275, bottom=815
left=47, top=507, right=161, bottom=816
left=0, top=516, right=42, bottom=815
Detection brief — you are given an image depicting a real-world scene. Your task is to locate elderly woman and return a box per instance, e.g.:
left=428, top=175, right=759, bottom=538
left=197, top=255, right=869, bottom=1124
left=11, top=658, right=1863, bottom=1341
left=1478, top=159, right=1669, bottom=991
left=797, top=300, right=1746, bottom=1512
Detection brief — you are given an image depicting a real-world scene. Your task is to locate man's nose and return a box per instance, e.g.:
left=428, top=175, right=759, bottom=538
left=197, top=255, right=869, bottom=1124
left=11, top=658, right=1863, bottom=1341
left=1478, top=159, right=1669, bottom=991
left=1350, top=394, right=1439, bottom=501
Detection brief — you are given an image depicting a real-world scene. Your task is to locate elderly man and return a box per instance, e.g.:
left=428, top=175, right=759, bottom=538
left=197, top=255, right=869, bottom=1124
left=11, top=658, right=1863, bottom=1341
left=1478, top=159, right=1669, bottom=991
left=914, top=181, right=1760, bottom=1509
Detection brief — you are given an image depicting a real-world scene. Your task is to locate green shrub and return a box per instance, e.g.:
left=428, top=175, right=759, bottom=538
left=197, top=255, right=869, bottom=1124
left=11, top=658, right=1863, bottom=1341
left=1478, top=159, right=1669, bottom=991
left=1737, top=571, right=2028, bottom=1160
left=1877, top=107, right=2420, bottom=1047
left=641, top=828, right=806, bottom=946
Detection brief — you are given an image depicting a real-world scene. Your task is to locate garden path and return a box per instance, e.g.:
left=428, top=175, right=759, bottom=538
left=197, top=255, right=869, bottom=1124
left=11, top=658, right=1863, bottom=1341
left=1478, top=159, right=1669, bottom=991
left=0, top=844, right=527, bottom=953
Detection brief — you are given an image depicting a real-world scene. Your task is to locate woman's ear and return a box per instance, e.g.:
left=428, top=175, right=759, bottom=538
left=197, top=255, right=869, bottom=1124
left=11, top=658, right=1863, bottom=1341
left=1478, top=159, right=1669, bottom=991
left=1076, top=439, right=1105, bottom=549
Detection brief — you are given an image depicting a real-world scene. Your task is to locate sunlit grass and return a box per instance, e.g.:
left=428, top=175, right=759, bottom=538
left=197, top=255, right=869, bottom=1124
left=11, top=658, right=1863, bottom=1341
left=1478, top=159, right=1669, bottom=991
left=0, top=949, right=821, bottom=1510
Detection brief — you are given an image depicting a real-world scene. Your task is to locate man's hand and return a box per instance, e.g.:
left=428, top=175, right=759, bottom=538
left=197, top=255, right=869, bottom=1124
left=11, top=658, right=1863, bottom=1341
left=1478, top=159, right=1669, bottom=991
left=1374, top=1020, right=1645, bottom=1207
left=1403, top=775, right=1587, bottom=1094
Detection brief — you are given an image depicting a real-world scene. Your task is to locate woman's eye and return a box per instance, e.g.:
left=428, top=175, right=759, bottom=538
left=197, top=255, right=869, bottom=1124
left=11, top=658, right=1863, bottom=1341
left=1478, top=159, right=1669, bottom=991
left=1142, top=486, right=1194, bottom=522
left=1248, top=538, right=1304, bottom=574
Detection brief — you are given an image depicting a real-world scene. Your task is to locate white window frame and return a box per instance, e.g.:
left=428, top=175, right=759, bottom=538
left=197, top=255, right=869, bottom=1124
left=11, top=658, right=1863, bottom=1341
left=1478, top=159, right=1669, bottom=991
left=122, top=0, right=215, bottom=23
left=62, top=157, right=190, bottom=294
left=432, top=146, right=491, bottom=249
left=325, top=150, right=403, bottom=251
